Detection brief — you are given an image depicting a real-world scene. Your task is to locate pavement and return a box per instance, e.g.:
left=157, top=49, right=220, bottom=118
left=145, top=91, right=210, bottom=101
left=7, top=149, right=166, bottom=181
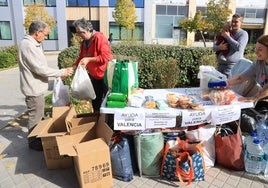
left=0, top=52, right=268, bottom=188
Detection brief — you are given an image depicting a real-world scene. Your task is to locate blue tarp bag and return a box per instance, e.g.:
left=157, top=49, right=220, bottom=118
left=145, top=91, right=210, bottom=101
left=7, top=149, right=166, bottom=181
left=110, top=134, right=134, bottom=182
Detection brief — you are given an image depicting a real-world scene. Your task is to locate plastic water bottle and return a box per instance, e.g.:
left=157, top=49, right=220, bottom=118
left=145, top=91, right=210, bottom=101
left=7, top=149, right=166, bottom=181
left=263, top=136, right=268, bottom=179
left=245, top=138, right=264, bottom=174
left=244, top=131, right=257, bottom=151
left=256, top=115, right=268, bottom=144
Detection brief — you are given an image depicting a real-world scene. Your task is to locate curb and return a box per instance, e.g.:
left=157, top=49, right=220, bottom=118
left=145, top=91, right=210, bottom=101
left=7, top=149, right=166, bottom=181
left=44, top=51, right=61, bottom=55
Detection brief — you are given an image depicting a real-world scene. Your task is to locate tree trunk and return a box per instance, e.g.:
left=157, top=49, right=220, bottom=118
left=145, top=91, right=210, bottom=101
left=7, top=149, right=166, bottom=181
left=198, top=30, right=206, bottom=47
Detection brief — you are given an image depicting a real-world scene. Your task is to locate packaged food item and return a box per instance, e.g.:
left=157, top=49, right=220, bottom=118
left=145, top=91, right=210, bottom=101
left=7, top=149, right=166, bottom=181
left=167, top=93, right=178, bottom=108
left=145, top=95, right=157, bottom=109
left=128, top=94, right=145, bottom=108
left=209, top=89, right=236, bottom=105
left=108, top=92, right=127, bottom=102
left=177, top=95, right=191, bottom=109
left=156, top=100, right=169, bottom=110
left=106, top=101, right=127, bottom=108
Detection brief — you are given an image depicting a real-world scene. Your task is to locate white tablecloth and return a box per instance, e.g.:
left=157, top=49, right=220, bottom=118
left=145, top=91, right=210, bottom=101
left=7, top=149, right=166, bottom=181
left=100, top=88, right=254, bottom=130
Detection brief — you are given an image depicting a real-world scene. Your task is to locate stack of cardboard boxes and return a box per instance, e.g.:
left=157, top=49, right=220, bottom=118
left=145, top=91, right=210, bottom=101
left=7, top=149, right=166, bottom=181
left=28, top=106, right=114, bottom=188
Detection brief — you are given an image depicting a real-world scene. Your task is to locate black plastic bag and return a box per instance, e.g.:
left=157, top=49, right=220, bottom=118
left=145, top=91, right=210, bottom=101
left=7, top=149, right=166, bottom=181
left=110, top=135, right=133, bottom=182
left=240, top=109, right=257, bottom=133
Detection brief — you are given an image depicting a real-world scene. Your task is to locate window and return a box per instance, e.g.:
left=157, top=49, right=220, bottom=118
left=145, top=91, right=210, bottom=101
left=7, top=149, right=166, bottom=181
left=66, top=0, right=76, bottom=6
left=23, top=0, right=56, bottom=6
left=236, top=8, right=266, bottom=19
left=196, top=6, right=206, bottom=14
left=66, top=0, right=90, bottom=7
left=256, top=9, right=266, bottom=18
left=133, top=0, right=144, bottom=8
left=167, top=6, right=177, bottom=15
left=155, top=16, right=173, bottom=38
left=155, top=5, right=188, bottom=38
left=0, top=21, right=12, bottom=40
left=178, top=6, right=188, bottom=16
left=109, top=0, right=143, bottom=8
left=109, top=22, right=144, bottom=41
left=156, top=5, right=167, bottom=15
left=47, top=26, right=58, bottom=40
left=90, top=0, right=99, bottom=6
left=0, top=0, right=8, bottom=6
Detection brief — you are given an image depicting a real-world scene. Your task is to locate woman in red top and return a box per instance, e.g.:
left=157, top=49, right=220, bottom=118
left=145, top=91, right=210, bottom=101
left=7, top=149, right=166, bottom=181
left=73, top=18, right=113, bottom=112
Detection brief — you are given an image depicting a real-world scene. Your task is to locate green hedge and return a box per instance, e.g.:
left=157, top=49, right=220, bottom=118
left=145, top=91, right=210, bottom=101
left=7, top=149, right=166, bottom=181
left=57, top=43, right=257, bottom=89
left=58, top=44, right=214, bottom=88
left=0, top=52, right=16, bottom=68
left=0, top=45, right=19, bottom=69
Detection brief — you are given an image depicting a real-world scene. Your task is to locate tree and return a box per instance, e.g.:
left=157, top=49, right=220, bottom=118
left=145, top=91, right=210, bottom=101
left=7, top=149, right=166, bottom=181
left=179, top=0, right=232, bottom=47
left=180, top=10, right=211, bottom=47
left=112, top=0, right=137, bottom=39
left=206, top=0, right=232, bottom=34
left=23, top=3, right=56, bottom=33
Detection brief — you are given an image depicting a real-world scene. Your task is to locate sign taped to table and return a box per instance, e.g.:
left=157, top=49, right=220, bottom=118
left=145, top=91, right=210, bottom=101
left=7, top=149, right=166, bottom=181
left=114, top=109, right=145, bottom=130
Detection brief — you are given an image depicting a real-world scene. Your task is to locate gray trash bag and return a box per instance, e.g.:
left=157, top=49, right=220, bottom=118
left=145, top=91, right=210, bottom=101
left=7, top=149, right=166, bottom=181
left=110, top=136, right=133, bottom=182
left=134, top=130, right=164, bottom=177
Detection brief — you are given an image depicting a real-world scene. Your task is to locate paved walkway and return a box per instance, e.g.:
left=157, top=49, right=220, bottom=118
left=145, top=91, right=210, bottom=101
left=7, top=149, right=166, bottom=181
left=0, top=53, right=268, bottom=187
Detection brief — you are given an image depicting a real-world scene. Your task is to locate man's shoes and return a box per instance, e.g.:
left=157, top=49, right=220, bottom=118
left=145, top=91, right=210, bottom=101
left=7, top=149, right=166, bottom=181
left=28, top=138, right=43, bottom=151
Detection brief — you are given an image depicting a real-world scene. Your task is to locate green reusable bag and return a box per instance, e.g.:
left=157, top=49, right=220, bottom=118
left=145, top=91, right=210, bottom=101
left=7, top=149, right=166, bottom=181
left=134, top=131, right=164, bottom=177
left=110, top=60, right=139, bottom=96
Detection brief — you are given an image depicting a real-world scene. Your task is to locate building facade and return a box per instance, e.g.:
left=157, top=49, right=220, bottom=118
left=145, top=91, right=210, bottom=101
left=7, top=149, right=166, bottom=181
left=0, top=0, right=267, bottom=51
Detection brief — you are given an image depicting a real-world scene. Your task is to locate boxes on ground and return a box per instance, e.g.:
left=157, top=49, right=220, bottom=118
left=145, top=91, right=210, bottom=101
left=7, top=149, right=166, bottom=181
left=28, top=106, right=72, bottom=169
left=56, top=118, right=114, bottom=188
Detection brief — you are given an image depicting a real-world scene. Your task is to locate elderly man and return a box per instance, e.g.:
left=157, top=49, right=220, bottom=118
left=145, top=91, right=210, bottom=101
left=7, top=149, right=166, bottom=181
left=18, top=21, right=73, bottom=151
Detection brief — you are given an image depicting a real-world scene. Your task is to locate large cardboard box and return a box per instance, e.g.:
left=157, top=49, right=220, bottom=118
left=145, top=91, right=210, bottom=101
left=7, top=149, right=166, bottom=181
left=65, top=106, right=99, bottom=133
left=56, top=120, right=114, bottom=188
left=28, top=106, right=73, bottom=169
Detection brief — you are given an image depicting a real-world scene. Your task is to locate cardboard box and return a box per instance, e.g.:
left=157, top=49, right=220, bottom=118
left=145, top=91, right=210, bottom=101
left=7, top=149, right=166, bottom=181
left=65, top=106, right=99, bottom=133
left=56, top=119, right=114, bottom=188
left=28, top=106, right=73, bottom=169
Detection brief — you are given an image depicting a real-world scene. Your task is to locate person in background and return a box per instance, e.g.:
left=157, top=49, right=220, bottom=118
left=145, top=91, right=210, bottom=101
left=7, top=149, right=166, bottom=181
left=73, top=18, right=113, bottom=112
left=213, top=14, right=249, bottom=78
left=225, top=34, right=268, bottom=106
left=108, top=33, right=113, bottom=44
left=18, top=20, right=73, bottom=151
left=215, top=22, right=234, bottom=61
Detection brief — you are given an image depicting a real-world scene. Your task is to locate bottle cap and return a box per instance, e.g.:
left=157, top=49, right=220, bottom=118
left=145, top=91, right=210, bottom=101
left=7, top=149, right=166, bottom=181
left=253, top=138, right=261, bottom=144
left=250, top=132, right=257, bottom=137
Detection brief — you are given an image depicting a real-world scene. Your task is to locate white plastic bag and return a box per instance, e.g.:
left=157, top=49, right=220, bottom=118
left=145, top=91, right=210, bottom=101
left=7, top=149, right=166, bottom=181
left=198, top=65, right=227, bottom=100
left=186, top=124, right=216, bottom=168
left=71, top=65, right=96, bottom=100
left=52, top=77, right=70, bottom=106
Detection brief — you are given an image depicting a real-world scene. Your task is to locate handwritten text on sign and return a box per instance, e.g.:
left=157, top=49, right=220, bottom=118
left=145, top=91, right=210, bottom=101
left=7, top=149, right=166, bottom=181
left=211, top=105, right=241, bottom=125
left=114, top=109, right=145, bottom=130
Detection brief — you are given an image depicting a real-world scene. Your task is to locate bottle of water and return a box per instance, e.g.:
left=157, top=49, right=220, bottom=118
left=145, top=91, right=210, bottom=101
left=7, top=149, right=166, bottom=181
left=244, top=131, right=257, bottom=151
left=263, top=136, right=268, bottom=179
left=256, top=115, right=268, bottom=144
left=245, top=138, right=264, bottom=174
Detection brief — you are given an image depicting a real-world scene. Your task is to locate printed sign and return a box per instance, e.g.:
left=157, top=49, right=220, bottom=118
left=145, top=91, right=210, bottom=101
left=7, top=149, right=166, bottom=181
left=210, top=105, right=241, bottom=125
left=181, top=108, right=211, bottom=127
left=114, top=109, right=145, bottom=130
left=145, top=110, right=177, bottom=129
